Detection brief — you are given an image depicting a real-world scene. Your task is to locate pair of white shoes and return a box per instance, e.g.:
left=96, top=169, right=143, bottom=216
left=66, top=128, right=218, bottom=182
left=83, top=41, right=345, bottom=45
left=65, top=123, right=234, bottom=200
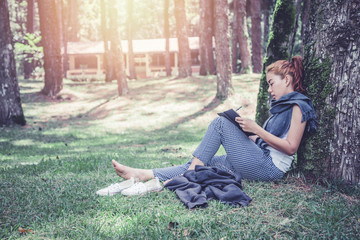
left=96, top=177, right=162, bottom=196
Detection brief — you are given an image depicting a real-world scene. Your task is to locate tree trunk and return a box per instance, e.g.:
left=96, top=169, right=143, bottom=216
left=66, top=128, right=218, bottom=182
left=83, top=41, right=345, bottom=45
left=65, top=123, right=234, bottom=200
left=62, top=0, right=69, bottom=78
left=214, top=0, right=232, bottom=100
left=299, top=0, right=360, bottom=184
left=205, top=0, right=216, bottom=75
left=108, top=0, right=128, bottom=96
left=24, top=0, right=35, bottom=79
left=68, top=0, right=78, bottom=42
left=250, top=0, right=262, bottom=73
left=199, top=0, right=208, bottom=75
left=262, top=0, right=273, bottom=56
left=234, top=0, right=251, bottom=74
left=127, top=0, right=136, bottom=80
left=174, top=0, right=192, bottom=78
left=100, top=0, right=111, bottom=82
left=231, top=0, right=239, bottom=73
left=38, top=0, right=63, bottom=96
left=255, top=0, right=295, bottom=126
left=164, top=0, right=171, bottom=77
left=0, top=0, right=26, bottom=126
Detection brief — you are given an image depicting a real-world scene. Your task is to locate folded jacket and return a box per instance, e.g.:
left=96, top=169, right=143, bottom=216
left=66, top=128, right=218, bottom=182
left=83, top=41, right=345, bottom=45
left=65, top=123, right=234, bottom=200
left=165, top=166, right=252, bottom=209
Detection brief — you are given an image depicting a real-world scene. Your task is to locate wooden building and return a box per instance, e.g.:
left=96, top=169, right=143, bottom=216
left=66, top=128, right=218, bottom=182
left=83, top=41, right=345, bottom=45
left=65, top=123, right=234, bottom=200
left=65, top=37, right=201, bottom=80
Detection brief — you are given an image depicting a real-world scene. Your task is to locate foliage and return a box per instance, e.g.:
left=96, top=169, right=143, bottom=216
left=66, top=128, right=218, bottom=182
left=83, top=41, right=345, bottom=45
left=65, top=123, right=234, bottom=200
left=255, top=0, right=296, bottom=125
left=0, top=77, right=359, bottom=239
left=14, top=33, right=43, bottom=64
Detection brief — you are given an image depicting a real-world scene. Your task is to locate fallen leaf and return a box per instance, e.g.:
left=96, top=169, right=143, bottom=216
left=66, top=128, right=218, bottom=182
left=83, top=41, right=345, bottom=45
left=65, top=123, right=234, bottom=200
left=18, top=227, right=33, bottom=234
left=168, top=221, right=179, bottom=230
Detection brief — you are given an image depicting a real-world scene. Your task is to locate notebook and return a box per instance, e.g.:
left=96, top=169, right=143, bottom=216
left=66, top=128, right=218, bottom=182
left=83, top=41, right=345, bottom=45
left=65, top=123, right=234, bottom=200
left=217, top=109, right=255, bottom=137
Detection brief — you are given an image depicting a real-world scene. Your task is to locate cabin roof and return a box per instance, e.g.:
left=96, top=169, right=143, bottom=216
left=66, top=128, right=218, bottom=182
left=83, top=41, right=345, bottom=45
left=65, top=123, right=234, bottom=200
left=66, top=37, right=200, bottom=55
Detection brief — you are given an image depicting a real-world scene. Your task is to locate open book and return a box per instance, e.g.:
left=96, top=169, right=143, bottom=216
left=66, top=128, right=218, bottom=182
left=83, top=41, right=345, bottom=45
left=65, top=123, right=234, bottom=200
left=217, top=109, right=255, bottom=137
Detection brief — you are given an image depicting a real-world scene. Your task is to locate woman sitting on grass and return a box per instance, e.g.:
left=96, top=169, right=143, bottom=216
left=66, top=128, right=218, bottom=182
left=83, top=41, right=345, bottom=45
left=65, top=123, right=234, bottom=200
left=112, top=56, right=316, bottom=184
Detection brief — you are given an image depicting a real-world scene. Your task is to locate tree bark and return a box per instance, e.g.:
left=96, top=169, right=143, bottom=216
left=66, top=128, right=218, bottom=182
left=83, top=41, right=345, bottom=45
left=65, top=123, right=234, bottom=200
left=164, top=0, right=171, bottom=77
left=62, top=0, right=69, bottom=78
left=38, top=0, right=63, bottom=96
left=231, top=0, right=239, bottom=73
left=0, top=0, right=26, bottom=126
left=108, top=0, right=128, bottom=95
left=234, top=0, right=251, bottom=73
left=24, top=0, right=35, bottom=79
left=100, top=0, right=111, bottom=82
left=127, top=0, right=136, bottom=80
left=174, top=0, right=192, bottom=78
left=199, top=0, right=208, bottom=75
left=68, top=0, right=78, bottom=42
left=300, top=0, right=360, bottom=184
left=250, top=0, right=262, bottom=73
left=205, top=0, right=216, bottom=75
left=214, top=0, right=232, bottom=100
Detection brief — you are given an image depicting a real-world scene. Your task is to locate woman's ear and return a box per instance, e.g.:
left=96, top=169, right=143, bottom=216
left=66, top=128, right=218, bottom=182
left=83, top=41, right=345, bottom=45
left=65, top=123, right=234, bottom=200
left=285, top=75, right=292, bottom=87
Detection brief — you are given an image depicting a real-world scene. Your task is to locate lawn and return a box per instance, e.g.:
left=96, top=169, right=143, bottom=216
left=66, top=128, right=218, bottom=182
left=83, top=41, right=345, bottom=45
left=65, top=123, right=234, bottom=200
left=1, top=75, right=359, bottom=239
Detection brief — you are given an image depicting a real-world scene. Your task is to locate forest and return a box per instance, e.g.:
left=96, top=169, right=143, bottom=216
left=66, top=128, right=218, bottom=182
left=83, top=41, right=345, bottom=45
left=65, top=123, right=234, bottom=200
left=1, top=0, right=359, bottom=238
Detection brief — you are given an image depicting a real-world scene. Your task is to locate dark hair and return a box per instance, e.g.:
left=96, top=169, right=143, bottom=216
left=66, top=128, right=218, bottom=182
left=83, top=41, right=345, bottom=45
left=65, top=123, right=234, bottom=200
left=266, top=56, right=305, bottom=93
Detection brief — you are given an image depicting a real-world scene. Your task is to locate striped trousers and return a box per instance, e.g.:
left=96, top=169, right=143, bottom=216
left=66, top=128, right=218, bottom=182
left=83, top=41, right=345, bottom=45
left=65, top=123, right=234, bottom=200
left=153, top=117, right=284, bottom=181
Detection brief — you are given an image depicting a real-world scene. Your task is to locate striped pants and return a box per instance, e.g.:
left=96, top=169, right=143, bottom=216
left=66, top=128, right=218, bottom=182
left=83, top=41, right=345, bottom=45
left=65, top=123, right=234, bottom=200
left=153, top=117, right=284, bottom=181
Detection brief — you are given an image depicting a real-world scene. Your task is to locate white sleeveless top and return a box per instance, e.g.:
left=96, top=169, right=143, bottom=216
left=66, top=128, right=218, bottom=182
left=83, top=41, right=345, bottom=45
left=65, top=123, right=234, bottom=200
left=266, top=132, right=294, bottom=173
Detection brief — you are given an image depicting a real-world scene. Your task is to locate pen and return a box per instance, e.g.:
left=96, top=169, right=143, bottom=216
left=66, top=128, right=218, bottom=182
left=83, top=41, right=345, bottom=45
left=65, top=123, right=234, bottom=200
left=235, top=106, right=243, bottom=111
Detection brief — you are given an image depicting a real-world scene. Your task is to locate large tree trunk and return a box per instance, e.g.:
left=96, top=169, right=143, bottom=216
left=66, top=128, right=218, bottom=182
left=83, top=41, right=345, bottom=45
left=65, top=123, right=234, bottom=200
left=24, top=0, right=35, bottom=79
left=234, top=0, right=251, bottom=73
left=261, top=0, right=273, bottom=56
left=250, top=0, right=262, bottom=73
left=255, top=0, right=295, bottom=126
left=127, top=0, right=136, bottom=80
left=174, top=0, right=192, bottom=78
left=62, top=0, right=69, bottom=78
left=299, top=0, right=360, bottom=184
left=231, top=0, right=239, bottom=73
left=108, top=0, right=128, bottom=95
left=164, top=0, right=171, bottom=77
left=38, top=0, right=63, bottom=96
left=199, top=0, right=208, bottom=75
left=205, top=0, right=216, bottom=75
left=214, top=0, right=232, bottom=100
left=0, top=0, right=26, bottom=126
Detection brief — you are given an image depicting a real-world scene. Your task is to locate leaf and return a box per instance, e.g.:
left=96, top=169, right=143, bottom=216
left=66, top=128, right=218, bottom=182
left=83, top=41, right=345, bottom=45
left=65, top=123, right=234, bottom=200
left=168, top=221, right=179, bottom=230
left=18, top=227, right=33, bottom=234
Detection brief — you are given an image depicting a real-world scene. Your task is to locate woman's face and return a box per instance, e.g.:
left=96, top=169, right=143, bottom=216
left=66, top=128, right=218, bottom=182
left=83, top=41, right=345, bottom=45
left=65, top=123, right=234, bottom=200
left=266, top=72, right=292, bottom=101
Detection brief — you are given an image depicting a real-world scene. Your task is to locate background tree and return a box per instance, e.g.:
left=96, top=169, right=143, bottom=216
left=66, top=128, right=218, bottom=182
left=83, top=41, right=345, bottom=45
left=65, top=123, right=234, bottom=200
left=233, top=0, right=251, bottom=73
left=164, top=0, right=171, bottom=77
left=250, top=0, right=262, bottom=73
left=204, top=0, right=216, bottom=75
left=199, top=0, right=208, bottom=75
left=298, top=0, right=360, bottom=184
left=214, top=0, right=232, bottom=100
left=0, top=0, right=26, bottom=126
left=24, top=0, right=35, bottom=79
left=38, top=0, right=63, bottom=96
left=174, top=0, right=192, bottom=78
left=100, top=0, right=112, bottom=82
left=255, top=0, right=295, bottom=125
left=127, top=0, right=136, bottom=80
left=67, top=0, right=79, bottom=41
left=108, top=0, right=128, bottom=95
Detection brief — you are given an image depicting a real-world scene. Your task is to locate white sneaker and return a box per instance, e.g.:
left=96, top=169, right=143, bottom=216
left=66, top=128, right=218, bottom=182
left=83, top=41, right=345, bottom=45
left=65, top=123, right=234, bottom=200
left=96, top=177, right=135, bottom=196
left=121, top=178, right=162, bottom=196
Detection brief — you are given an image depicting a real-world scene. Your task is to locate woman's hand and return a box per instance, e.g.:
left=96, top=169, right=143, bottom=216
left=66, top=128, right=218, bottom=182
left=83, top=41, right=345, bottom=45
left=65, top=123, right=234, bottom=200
left=235, top=117, right=262, bottom=134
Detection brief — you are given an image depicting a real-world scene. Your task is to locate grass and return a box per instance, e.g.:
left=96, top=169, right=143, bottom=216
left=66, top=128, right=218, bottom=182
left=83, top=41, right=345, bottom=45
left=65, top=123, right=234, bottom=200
left=1, top=74, right=359, bottom=239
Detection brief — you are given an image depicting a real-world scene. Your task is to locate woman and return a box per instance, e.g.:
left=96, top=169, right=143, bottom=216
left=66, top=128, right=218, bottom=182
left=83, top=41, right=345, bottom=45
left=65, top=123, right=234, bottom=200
left=111, top=56, right=316, bottom=185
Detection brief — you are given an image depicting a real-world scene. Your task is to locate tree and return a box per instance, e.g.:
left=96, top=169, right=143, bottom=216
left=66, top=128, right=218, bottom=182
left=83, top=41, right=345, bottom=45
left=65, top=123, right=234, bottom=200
left=127, top=0, right=136, bottom=80
left=233, top=0, right=251, bottom=73
left=0, top=0, right=26, bottom=126
left=67, top=0, right=79, bottom=42
left=298, top=0, right=360, bottom=184
left=214, top=0, right=232, bottom=100
left=174, top=0, right=192, bottom=78
left=255, top=0, right=295, bottom=125
left=250, top=0, right=262, bottom=73
left=204, top=0, right=216, bottom=75
left=38, top=0, right=63, bottom=96
left=164, top=0, right=171, bottom=77
left=24, top=0, right=35, bottom=79
left=100, top=0, right=112, bottom=82
left=108, top=0, right=128, bottom=96
left=199, top=0, right=208, bottom=75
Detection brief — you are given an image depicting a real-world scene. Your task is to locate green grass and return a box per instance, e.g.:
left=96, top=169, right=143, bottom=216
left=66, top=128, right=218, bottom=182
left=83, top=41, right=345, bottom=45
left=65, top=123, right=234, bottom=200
left=1, top=75, right=359, bottom=239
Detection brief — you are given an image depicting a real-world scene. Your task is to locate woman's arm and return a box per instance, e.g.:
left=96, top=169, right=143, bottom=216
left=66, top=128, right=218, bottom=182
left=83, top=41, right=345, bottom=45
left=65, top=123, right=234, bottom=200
left=236, top=105, right=306, bottom=155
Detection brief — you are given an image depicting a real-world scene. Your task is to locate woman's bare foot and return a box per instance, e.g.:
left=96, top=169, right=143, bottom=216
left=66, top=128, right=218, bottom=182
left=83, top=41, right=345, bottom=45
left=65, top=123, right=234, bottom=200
left=112, top=159, right=154, bottom=181
left=187, top=157, right=204, bottom=170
